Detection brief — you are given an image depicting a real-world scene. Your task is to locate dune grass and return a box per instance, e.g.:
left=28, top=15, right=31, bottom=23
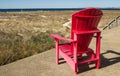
left=0, top=31, right=54, bottom=65
left=0, top=10, right=119, bottom=65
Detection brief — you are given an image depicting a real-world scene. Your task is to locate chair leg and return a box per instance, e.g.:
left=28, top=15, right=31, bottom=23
left=96, top=32, right=101, bottom=69
left=74, top=63, right=78, bottom=74
left=96, top=59, right=100, bottom=69
left=55, top=39, right=59, bottom=64
left=55, top=51, right=59, bottom=64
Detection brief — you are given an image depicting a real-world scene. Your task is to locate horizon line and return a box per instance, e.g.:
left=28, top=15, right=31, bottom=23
left=0, top=7, right=120, bottom=9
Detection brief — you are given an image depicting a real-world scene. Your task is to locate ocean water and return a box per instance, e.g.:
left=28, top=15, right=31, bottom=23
left=0, top=8, right=120, bottom=12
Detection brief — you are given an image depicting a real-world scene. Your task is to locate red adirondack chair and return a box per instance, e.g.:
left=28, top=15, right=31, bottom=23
left=50, top=8, right=103, bottom=74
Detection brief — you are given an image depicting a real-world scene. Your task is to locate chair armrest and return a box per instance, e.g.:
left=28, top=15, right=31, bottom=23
left=50, top=34, right=76, bottom=42
left=73, top=29, right=101, bottom=34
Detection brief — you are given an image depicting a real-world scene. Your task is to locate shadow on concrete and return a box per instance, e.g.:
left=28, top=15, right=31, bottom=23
left=58, top=50, right=120, bottom=74
left=77, top=50, right=120, bottom=73
left=100, top=50, right=120, bottom=68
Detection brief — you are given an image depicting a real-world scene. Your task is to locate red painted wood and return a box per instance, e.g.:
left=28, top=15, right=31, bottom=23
left=59, top=48, right=75, bottom=71
left=71, top=8, right=103, bottom=53
left=50, top=34, right=76, bottom=42
left=96, top=32, right=101, bottom=69
left=55, top=39, right=59, bottom=64
left=50, top=8, right=103, bottom=74
left=73, top=29, right=101, bottom=34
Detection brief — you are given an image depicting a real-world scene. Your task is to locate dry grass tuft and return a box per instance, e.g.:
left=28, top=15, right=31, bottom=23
left=0, top=31, right=54, bottom=65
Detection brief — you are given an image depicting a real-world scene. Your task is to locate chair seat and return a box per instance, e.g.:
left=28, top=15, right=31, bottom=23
left=59, top=43, right=94, bottom=57
left=59, top=44, right=72, bottom=56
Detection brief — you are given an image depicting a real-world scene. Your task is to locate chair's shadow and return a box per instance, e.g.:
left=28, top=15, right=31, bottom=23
left=59, top=50, right=120, bottom=74
left=77, top=50, right=120, bottom=73
left=100, top=50, right=120, bottom=68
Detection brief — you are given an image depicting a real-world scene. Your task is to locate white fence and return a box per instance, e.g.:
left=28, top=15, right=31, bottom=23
left=103, top=16, right=120, bottom=30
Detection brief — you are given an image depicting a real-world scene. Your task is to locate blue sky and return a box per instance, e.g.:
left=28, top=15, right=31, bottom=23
left=0, top=0, right=120, bottom=8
